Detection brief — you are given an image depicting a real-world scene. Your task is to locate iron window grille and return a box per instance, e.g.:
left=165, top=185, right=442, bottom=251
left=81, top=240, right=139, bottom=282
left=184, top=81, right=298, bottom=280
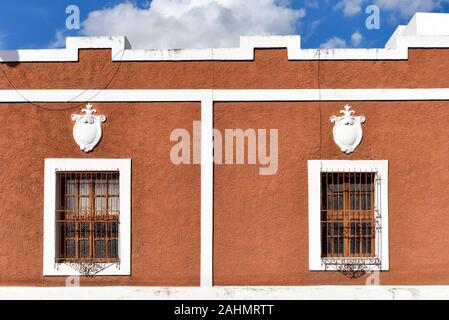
left=55, top=171, right=120, bottom=274
left=320, top=170, right=383, bottom=277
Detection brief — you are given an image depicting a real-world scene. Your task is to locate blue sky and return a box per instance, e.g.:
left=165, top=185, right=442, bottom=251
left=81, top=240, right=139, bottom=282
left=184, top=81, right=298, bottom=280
left=0, top=0, right=448, bottom=50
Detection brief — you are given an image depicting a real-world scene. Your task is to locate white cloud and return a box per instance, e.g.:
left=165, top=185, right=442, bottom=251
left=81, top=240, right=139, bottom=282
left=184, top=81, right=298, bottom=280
left=319, top=31, right=362, bottom=49
left=320, top=37, right=348, bottom=48
left=334, top=0, right=365, bottom=16
left=351, top=30, right=363, bottom=46
left=303, top=18, right=321, bottom=40
left=49, top=29, right=66, bottom=48
left=79, top=0, right=305, bottom=49
left=310, top=19, right=321, bottom=33
left=305, top=0, right=320, bottom=8
left=374, top=0, right=445, bottom=18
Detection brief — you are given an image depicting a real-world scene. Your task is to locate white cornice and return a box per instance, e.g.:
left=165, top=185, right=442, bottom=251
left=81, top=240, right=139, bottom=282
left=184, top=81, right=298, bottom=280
left=1, top=13, right=449, bottom=62
left=0, top=36, right=129, bottom=62
left=1, top=89, right=449, bottom=102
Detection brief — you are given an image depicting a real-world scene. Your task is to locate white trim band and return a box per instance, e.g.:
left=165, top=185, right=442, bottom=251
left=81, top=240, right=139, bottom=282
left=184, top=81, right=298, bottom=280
left=200, top=91, right=214, bottom=287
left=0, top=286, right=447, bottom=300
left=3, top=88, right=449, bottom=102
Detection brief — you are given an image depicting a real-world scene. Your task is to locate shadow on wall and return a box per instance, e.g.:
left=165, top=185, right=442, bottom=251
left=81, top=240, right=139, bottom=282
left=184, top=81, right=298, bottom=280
left=0, top=50, right=20, bottom=67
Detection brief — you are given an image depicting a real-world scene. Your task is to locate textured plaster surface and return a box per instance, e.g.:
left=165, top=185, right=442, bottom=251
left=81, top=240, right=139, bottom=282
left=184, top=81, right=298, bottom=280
left=214, top=101, right=449, bottom=285
left=2, top=49, right=449, bottom=89
left=0, top=102, right=200, bottom=286
left=1, top=48, right=449, bottom=286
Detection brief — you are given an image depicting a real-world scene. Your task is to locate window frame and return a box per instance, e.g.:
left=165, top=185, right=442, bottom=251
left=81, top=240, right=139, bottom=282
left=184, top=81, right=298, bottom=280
left=43, top=158, right=131, bottom=276
left=308, top=160, right=389, bottom=271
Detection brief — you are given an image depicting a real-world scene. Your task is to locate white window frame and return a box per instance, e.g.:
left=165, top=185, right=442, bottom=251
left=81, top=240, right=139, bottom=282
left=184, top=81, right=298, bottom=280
left=43, top=158, right=131, bottom=276
left=308, top=160, right=389, bottom=271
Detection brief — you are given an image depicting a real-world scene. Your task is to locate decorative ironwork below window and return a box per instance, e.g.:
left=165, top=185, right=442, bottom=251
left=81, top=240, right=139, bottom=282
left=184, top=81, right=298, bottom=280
left=55, top=171, right=120, bottom=276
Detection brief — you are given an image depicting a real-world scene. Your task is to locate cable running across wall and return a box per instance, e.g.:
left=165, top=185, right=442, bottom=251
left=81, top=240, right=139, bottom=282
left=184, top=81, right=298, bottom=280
left=0, top=48, right=126, bottom=111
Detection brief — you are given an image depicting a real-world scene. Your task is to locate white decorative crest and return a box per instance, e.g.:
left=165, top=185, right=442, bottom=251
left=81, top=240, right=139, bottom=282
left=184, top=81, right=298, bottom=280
left=71, top=104, right=106, bottom=152
left=330, top=105, right=365, bottom=154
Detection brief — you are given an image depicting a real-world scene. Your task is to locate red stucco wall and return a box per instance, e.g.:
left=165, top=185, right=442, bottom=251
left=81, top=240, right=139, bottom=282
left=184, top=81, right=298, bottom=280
left=0, top=48, right=448, bottom=285
left=214, top=101, right=449, bottom=285
left=2, top=49, right=449, bottom=90
left=0, top=102, right=200, bottom=286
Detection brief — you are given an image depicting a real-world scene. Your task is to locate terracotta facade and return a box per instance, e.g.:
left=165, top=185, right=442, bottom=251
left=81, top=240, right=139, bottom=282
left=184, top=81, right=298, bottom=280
left=1, top=16, right=449, bottom=286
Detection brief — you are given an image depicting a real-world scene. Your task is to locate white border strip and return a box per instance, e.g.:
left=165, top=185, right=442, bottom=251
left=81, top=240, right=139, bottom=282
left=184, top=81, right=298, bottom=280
left=2, top=88, right=449, bottom=102
left=0, top=286, right=447, bottom=300
left=201, top=91, right=214, bottom=287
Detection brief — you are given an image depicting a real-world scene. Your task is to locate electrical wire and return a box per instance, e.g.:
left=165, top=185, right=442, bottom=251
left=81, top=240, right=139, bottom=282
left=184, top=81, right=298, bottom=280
left=0, top=47, right=126, bottom=112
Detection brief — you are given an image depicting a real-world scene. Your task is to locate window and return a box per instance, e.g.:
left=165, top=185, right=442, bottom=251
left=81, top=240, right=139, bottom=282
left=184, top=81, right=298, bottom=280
left=44, top=159, right=131, bottom=276
left=55, top=171, right=120, bottom=264
left=320, top=172, right=375, bottom=258
left=308, top=160, right=389, bottom=272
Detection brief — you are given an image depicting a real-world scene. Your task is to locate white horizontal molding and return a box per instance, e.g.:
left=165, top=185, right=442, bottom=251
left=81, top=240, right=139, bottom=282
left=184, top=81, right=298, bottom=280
left=0, top=89, right=210, bottom=102
left=0, top=37, right=128, bottom=62
left=0, top=286, right=448, bottom=300
left=2, top=13, right=449, bottom=62
left=212, top=89, right=449, bottom=101
left=2, top=89, right=449, bottom=103
left=0, top=35, right=445, bottom=62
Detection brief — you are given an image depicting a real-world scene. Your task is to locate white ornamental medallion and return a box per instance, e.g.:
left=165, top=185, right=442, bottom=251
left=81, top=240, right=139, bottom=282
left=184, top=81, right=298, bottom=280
left=330, top=105, right=365, bottom=154
left=71, top=104, right=106, bottom=152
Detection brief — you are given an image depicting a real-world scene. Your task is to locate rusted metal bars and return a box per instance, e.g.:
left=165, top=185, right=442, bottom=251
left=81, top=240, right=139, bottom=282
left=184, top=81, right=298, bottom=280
left=55, top=171, right=120, bottom=263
